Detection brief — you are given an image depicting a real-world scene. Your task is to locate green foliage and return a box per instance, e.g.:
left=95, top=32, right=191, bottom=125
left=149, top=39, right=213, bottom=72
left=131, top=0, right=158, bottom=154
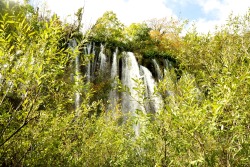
left=90, top=11, right=124, bottom=48
left=0, top=1, right=77, bottom=165
left=89, top=12, right=185, bottom=60
left=160, top=12, right=250, bottom=166
left=123, top=23, right=151, bottom=51
left=0, top=1, right=249, bottom=166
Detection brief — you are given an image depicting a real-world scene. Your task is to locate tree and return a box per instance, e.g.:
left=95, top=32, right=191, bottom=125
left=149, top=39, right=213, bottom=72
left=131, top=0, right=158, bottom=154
left=123, top=22, right=151, bottom=51
left=144, top=17, right=185, bottom=58
left=90, top=11, right=124, bottom=47
left=0, top=1, right=249, bottom=166
left=0, top=2, right=78, bottom=165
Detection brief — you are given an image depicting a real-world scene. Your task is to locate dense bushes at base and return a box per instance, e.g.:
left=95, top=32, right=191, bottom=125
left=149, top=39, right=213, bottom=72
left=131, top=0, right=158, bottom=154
left=0, top=1, right=249, bottom=166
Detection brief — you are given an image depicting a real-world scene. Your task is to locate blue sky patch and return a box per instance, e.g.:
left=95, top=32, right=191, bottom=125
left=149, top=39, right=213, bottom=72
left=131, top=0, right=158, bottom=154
left=165, top=0, right=219, bottom=21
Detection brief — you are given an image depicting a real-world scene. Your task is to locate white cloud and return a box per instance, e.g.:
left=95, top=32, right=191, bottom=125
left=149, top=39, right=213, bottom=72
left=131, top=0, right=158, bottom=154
left=30, top=0, right=250, bottom=34
left=32, top=0, right=175, bottom=30
left=8, top=0, right=24, bottom=4
left=83, top=0, right=176, bottom=29
left=119, top=0, right=174, bottom=24
left=219, top=0, right=250, bottom=20
left=199, top=0, right=222, bottom=14
left=199, top=0, right=250, bottom=20
left=194, top=0, right=250, bottom=33
left=195, top=19, right=220, bottom=34
left=45, top=0, right=85, bottom=21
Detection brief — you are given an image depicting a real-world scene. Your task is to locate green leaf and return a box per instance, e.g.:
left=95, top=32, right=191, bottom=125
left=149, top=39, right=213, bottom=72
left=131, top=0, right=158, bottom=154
left=28, top=32, right=36, bottom=37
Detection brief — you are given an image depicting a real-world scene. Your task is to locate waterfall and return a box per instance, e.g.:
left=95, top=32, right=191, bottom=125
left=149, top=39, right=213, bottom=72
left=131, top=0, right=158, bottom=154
left=140, top=65, right=162, bottom=113
left=91, top=42, right=97, bottom=78
left=121, top=52, right=143, bottom=113
left=99, top=44, right=107, bottom=73
left=0, top=73, right=2, bottom=85
left=111, top=48, right=118, bottom=80
left=87, top=42, right=92, bottom=54
left=164, top=59, right=172, bottom=69
left=122, top=52, right=144, bottom=136
left=164, top=59, right=172, bottom=76
left=163, top=59, right=175, bottom=97
left=108, top=48, right=119, bottom=111
left=86, top=43, right=92, bottom=82
left=152, top=59, right=163, bottom=81
left=87, top=61, right=91, bottom=82
left=69, top=39, right=81, bottom=110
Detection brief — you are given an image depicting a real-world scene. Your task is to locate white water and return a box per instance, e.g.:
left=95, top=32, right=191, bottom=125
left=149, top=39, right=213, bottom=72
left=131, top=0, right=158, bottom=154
left=111, top=48, right=118, bottom=80
left=122, top=52, right=144, bottom=136
left=86, top=43, right=92, bottom=82
left=164, top=59, right=172, bottom=76
left=69, top=39, right=81, bottom=110
left=152, top=59, right=163, bottom=81
left=99, top=44, right=107, bottom=73
left=91, top=42, right=97, bottom=77
left=0, top=73, right=2, bottom=85
left=108, top=48, right=119, bottom=111
left=164, top=59, right=171, bottom=69
left=121, top=52, right=142, bottom=113
left=140, top=65, right=162, bottom=113
left=87, top=43, right=92, bottom=54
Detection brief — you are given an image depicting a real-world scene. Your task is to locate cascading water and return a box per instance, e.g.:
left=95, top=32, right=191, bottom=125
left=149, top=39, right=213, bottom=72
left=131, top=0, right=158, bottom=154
left=164, top=59, right=172, bottom=76
left=152, top=59, right=163, bottom=81
left=122, top=52, right=144, bottom=136
left=0, top=73, right=2, bottom=85
left=69, top=39, right=81, bottom=110
left=99, top=44, right=107, bottom=73
left=86, top=43, right=92, bottom=82
left=140, top=65, right=162, bottom=113
left=111, top=48, right=118, bottom=80
left=108, top=47, right=119, bottom=111
left=87, top=42, right=92, bottom=54
left=91, top=42, right=97, bottom=77
left=121, top=52, right=143, bottom=113
left=74, top=43, right=168, bottom=134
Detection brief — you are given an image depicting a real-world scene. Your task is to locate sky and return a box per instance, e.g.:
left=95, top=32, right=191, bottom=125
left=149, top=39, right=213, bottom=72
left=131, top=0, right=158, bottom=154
left=25, top=0, right=250, bottom=34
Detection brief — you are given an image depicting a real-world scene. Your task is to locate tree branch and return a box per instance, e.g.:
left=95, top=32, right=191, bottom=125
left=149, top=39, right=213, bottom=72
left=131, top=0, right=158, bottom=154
left=0, top=120, right=28, bottom=147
